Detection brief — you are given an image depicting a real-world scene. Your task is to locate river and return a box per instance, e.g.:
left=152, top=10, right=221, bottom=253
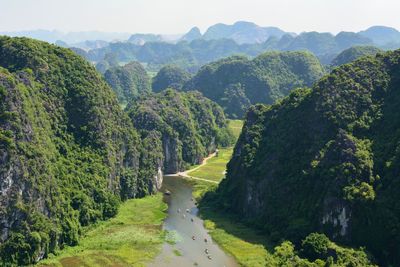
left=149, top=175, right=238, bottom=267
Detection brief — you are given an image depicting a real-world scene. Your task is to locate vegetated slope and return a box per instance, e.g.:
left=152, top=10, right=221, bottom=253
left=0, top=37, right=162, bottom=265
left=331, top=46, right=382, bottom=66
left=126, top=89, right=234, bottom=174
left=184, top=51, right=325, bottom=118
left=212, top=49, right=400, bottom=266
left=104, top=61, right=150, bottom=103
left=152, top=65, right=191, bottom=92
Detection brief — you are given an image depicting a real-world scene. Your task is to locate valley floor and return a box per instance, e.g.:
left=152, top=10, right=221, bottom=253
left=183, top=120, right=275, bottom=266
left=38, top=120, right=263, bottom=267
left=37, top=195, right=167, bottom=267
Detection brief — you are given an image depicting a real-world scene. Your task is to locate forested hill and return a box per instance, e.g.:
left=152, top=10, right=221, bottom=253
left=126, top=89, right=234, bottom=174
left=212, top=49, right=400, bottom=266
left=330, top=45, right=382, bottom=66
left=184, top=51, right=325, bottom=118
left=0, top=37, right=163, bottom=265
left=104, top=61, right=151, bottom=103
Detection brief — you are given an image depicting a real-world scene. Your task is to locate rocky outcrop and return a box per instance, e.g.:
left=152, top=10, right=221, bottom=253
left=127, top=89, right=234, bottom=174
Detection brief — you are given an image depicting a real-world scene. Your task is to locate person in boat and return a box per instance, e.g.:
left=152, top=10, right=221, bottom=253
left=207, top=255, right=212, bottom=260
left=186, top=208, right=190, bottom=213
left=192, top=236, right=195, bottom=240
left=205, top=248, right=209, bottom=254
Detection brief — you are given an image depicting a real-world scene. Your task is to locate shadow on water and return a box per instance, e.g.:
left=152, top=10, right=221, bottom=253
left=198, top=190, right=274, bottom=251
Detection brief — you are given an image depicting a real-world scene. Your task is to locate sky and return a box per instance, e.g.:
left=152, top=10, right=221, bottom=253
left=0, top=0, right=399, bottom=34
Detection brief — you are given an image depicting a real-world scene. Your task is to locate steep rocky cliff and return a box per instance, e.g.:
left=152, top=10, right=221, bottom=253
left=127, top=89, right=234, bottom=173
left=214, top=49, right=400, bottom=265
left=0, top=37, right=162, bottom=265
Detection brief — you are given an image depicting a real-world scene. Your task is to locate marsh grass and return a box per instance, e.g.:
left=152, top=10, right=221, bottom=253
left=38, top=194, right=167, bottom=267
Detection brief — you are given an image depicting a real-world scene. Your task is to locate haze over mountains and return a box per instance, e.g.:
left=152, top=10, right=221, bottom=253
left=3, top=9, right=400, bottom=265
left=3, top=21, right=400, bottom=47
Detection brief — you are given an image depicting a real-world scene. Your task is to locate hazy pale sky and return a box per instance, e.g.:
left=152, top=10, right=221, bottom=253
left=1, top=0, right=399, bottom=34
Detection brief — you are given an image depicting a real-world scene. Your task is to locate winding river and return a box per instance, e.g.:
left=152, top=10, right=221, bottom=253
left=149, top=175, right=238, bottom=267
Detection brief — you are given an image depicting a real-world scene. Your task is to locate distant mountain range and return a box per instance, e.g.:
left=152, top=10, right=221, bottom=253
left=3, top=22, right=400, bottom=71
left=0, top=30, right=131, bottom=43
left=2, top=22, right=400, bottom=48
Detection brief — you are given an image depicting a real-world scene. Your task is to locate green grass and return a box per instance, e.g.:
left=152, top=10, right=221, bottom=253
left=187, top=120, right=243, bottom=182
left=202, top=211, right=275, bottom=267
left=228, top=119, right=244, bottom=141
left=173, top=249, right=183, bottom=256
left=38, top=194, right=168, bottom=267
left=188, top=147, right=233, bottom=182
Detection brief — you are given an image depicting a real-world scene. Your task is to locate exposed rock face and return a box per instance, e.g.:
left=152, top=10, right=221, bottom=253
left=127, top=89, right=233, bottom=174
left=215, top=49, right=400, bottom=265
left=322, top=199, right=351, bottom=238
left=162, top=134, right=181, bottom=174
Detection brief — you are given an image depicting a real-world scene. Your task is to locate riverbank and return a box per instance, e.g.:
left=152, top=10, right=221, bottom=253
left=37, top=195, right=167, bottom=267
left=181, top=119, right=277, bottom=267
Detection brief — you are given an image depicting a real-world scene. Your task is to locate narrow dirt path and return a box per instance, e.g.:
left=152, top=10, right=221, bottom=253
left=164, top=152, right=219, bottom=184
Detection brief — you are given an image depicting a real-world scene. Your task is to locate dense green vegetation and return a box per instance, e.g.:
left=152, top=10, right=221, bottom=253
left=204, top=49, right=400, bottom=266
left=126, top=89, right=234, bottom=174
left=0, top=37, right=162, bottom=266
left=331, top=46, right=382, bottom=66
left=104, top=61, right=150, bottom=103
left=37, top=194, right=167, bottom=267
left=151, top=65, right=191, bottom=92
left=184, top=51, right=325, bottom=118
left=185, top=121, right=374, bottom=266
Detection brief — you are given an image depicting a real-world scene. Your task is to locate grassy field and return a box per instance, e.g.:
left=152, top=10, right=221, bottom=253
left=202, top=211, right=275, bottom=267
left=38, top=194, right=167, bottom=267
left=187, top=119, right=243, bottom=182
left=188, top=147, right=232, bottom=182
left=228, top=119, right=244, bottom=141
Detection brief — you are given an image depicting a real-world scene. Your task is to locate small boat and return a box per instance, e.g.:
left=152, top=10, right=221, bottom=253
left=164, top=190, right=171, bottom=195
left=205, top=249, right=209, bottom=254
left=186, top=208, right=190, bottom=213
left=192, top=236, right=196, bottom=240
left=191, top=218, right=194, bottom=222
left=207, top=255, right=212, bottom=260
